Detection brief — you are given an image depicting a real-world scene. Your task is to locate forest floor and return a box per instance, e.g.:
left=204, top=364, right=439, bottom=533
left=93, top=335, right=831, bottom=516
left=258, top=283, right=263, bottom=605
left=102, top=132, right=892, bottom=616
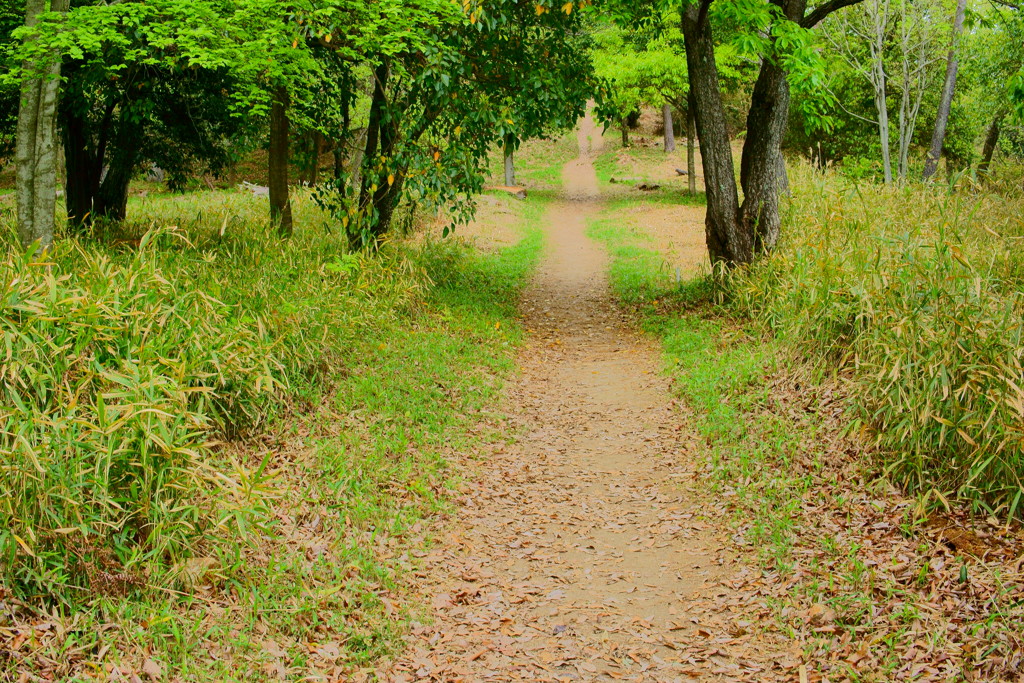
left=378, top=116, right=800, bottom=681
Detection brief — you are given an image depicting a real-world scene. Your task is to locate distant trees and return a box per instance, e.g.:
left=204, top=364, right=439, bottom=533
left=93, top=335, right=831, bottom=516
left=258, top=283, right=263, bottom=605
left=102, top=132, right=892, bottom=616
left=802, top=0, right=1024, bottom=182
left=923, top=0, right=967, bottom=181
left=3, top=0, right=596, bottom=250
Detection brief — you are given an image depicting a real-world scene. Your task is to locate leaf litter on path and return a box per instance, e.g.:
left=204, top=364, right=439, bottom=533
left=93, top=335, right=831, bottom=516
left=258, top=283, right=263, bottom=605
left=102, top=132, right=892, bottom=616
left=377, top=117, right=795, bottom=683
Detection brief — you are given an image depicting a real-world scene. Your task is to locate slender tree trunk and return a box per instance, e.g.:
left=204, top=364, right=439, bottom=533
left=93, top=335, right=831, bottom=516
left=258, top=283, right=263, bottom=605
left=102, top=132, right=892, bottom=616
left=978, top=109, right=1005, bottom=177
left=620, top=121, right=629, bottom=148
left=686, top=96, right=696, bottom=196
left=90, top=105, right=139, bottom=222
left=874, top=59, right=893, bottom=184
left=268, top=86, right=293, bottom=237
left=503, top=134, right=516, bottom=186
left=682, top=1, right=747, bottom=265
left=359, top=62, right=389, bottom=215
left=349, top=127, right=367, bottom=198
left=15, top=0, right=69, bottom=251
left=922, top=0, right=966, bottom=181
left=310, top=132, right=321, bottom=187
left=663, top=103, right=676, bottom=153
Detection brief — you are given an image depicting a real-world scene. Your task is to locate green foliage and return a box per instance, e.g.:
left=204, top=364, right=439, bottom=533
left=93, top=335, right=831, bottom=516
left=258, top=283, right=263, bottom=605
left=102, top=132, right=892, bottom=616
left=0, top=0, right=19, bottom=162
left=729, top=164, right=1024, bottom=517
left=0, top=194, right=425, bottom=603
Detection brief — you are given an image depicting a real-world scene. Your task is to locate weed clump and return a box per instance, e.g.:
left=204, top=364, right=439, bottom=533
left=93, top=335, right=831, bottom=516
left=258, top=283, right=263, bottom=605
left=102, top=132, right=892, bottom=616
left=731, top=164, right=1024, bottom=518
left=0, top=200, right=425, bottom=604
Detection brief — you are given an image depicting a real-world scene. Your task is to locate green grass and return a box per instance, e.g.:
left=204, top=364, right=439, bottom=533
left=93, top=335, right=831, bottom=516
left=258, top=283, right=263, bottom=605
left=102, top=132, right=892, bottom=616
left=486, top=133, right=579, bottom=191
left=0, top=187, right=546, bottom=680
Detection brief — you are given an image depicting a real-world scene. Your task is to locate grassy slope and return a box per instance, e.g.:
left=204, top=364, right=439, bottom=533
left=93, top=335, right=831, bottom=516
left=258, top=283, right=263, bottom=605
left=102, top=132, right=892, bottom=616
left=1, top=185, right=547, bottom=680
left=588, top=149, right=1024, bottom=680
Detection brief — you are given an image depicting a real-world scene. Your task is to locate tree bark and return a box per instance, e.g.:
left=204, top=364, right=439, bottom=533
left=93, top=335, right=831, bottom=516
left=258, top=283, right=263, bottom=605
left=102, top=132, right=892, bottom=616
left=359, top=62, right=389, bottom=215
left=978, top=109, right=1005, bottom=177
left=686, top=94, right=697, bottom=196
left=268, top=86, right=293, bottom=238
left=309, top=132, right=321, bottom=187
left=620, top=121, right=629, bottom=148
left=15, top=0, right=69, bottom=251
left=682, top=1, right=748, bottom=265
left=663, top=103, right=676, bottom=153
left=61, top=93, right=93, bottom=229
left=503, top=134, right=516, bottom=186
left=739, top=0, right=803, bottom=255
left=922, top=0, right=967, bottom=181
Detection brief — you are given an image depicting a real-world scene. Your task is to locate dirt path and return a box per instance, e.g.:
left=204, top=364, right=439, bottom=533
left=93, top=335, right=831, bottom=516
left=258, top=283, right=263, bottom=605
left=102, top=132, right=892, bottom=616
left=379, top=116, right=794, bottom=682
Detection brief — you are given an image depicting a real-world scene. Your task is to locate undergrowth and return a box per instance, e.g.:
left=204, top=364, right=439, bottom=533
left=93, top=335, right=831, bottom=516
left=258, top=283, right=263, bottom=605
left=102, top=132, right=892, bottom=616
left=731, top=164, right=1024, bottom=519
left=0, top=188, right=543, bottom=679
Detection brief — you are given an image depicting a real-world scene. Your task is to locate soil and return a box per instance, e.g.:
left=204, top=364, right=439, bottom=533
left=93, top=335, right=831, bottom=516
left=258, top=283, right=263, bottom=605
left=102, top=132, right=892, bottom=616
left=377, top=113, right=795, bottom=681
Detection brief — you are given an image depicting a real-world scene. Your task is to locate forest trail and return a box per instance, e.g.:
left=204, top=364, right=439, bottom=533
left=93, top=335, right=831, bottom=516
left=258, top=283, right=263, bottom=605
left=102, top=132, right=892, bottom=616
left=380, top=115, right=793, bottom=682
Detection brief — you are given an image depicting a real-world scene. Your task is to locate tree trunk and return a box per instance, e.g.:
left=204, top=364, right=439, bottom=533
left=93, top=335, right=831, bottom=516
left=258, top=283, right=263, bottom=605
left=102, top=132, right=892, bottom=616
left=686, top=95, right=696, bottom=196
left=663, top=103, right=676, bottom=153
left=922, top=0, right=967, bottom=181
left=740, top=51, right=796, bottom=255
left=620, top=121, right=629, bottom=148
left=359, top=62, right=389, bottom=215
left=876, top=76, right=893, bottom=184
left=61, top=93, right=94, bottom=229
left=503, top=134, right=516, bottom=186
left=15, top=0, right=69, bottom=251
left=309, top=132, right=321, bottom=187
left=978, top=109, right=1004, bottom=177
left=91, top=105, right=138, bottom=222
left=367, top=110, right=400, bottom=242
left=682, top=1, right=748, bottom=265
left=268, top=86, right=293, bottom=238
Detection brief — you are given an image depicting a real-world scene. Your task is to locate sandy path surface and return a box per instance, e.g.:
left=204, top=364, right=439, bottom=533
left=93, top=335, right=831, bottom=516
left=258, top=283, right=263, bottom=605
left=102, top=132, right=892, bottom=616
left=378, top=115, right=792, bottom=682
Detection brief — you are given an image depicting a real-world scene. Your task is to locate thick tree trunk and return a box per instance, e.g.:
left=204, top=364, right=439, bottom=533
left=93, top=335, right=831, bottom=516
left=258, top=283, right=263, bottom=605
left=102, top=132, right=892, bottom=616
left=268, top=86, right=293, bottom=238
left=978, top=109, right=1004, bottom=177
left=663, top=103, right=676, bottom=153
left=740, top=54, right=794, bottom=255
left=503, top=134, right=516, bottom=186
left=686, top=95, right=697, bottom=196
left=682, top=1, right=747, bottom=265
left=61, top=92, right=94, bottom=229
left=15, top=0, right=69, bottom=251
left=922, top=0, right=967, bottom=181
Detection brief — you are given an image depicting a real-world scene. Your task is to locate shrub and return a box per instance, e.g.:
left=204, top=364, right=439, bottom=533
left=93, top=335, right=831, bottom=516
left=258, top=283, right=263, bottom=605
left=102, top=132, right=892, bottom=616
left=0, top=195, right=426, bottom=603
left=731, top=163, right=1024, bottom=518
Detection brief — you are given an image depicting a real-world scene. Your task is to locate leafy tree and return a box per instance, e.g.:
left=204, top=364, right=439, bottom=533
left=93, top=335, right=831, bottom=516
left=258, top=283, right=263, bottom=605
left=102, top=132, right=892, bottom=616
left=0, top=0, right=22, bottom=163
left=602, top=0, right=854, bottom=265
left=312, top=0, right=595, bottom=248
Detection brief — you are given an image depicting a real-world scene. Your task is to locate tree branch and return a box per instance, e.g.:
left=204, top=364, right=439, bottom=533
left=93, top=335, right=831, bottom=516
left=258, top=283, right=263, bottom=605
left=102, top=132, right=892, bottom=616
left=801, top=0, right=867, bottom=27
left=697, top=0, right=715, bottom=32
